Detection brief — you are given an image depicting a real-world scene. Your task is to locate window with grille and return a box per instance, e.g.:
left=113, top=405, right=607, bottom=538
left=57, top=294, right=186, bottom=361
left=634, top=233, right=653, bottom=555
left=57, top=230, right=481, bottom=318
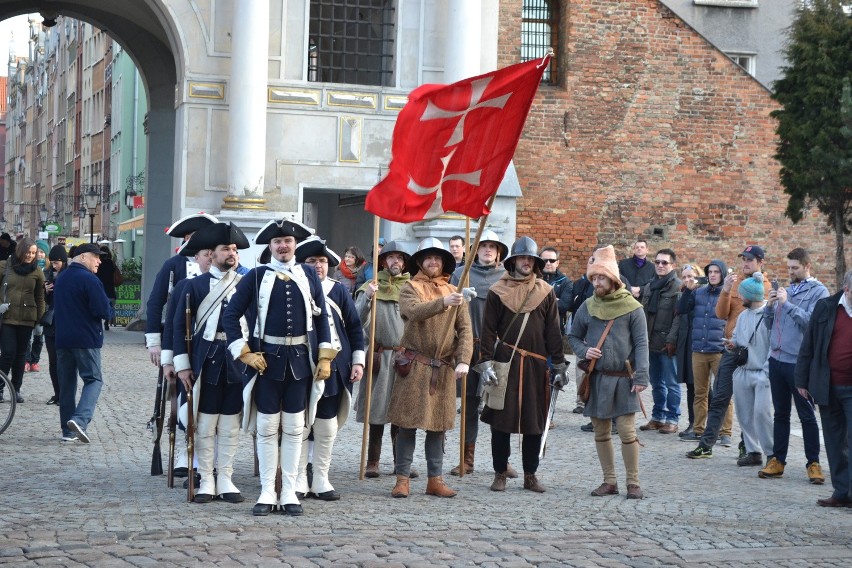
left=521, top=0, right=557, bottom=84
left=308, top=0, right=396, bottom=87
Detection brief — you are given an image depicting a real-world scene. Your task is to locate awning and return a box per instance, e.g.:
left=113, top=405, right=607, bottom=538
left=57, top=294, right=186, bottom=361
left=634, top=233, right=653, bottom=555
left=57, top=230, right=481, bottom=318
left=118, top=214, right=145, bottom=232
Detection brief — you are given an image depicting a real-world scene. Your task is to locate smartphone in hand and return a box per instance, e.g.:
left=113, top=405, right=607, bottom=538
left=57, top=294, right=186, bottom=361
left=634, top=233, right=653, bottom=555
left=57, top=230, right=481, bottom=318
left=771, top=280, right=779, bottom=291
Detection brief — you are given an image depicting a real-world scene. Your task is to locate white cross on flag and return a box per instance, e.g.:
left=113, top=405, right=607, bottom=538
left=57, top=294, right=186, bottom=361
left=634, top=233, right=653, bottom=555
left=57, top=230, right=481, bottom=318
left=365, top=56, right=549, bottom=223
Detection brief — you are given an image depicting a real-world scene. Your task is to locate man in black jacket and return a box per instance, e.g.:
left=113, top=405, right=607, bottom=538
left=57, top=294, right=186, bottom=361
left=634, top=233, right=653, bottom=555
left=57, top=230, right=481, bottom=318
left=540, top=247, right=572, bottom=331
left=795, top=269, right=852, bottom=507
left=618, top=240, right=655, bottom=299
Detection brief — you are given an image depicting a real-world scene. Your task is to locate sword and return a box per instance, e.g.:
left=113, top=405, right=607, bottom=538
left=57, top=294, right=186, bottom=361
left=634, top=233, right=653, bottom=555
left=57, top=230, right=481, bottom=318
left=625, top=360, right=647, bottom=419
left=538, top=385, right=560, bottom=458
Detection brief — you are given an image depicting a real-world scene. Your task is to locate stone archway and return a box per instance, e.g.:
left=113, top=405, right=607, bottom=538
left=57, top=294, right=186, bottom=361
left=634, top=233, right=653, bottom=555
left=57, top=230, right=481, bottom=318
left=0, top=0, right=182, bottom=317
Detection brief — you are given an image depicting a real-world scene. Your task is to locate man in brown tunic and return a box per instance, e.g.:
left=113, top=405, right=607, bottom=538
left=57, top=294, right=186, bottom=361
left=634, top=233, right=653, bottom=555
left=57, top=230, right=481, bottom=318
left=386, top=238, right=473, bottom=498
left=477, top=237, right=567, bottom=493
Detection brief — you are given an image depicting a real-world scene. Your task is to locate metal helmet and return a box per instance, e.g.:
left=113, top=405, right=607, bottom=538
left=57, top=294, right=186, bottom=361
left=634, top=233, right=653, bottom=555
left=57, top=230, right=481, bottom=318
left=377, top=239, right=411, bottom=268
left=476, top=229, right=509, bottom=262
left=408, top=237, right=456, bottom=276
left=503, top=236, right=544, bottom=272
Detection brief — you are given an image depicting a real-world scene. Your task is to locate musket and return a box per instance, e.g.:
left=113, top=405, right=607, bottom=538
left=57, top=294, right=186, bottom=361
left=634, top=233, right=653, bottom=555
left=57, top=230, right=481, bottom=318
left=625, top=360, right=647, bottom=419
left=184, top=293, right=196, bottom=502
left=539, top=383, right=560, bottom=458
left=166, top=374, right=177, bottom=488
left=148, top=366, right=166, bottom=475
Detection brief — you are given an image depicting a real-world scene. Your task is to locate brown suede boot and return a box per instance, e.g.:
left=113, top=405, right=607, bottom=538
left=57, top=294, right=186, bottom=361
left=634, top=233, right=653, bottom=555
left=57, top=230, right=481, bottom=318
left=505, top=463, right=519, bottom=479
left=391, top=475, right=409, bottom=498
left=365, top=461, right=380, bottom=478
left=365, top=424, right=383, bottom=478
left=523, top=473, right=545, bottom=493
left=425, top=476, right=457, bottom=498
left=450, top=443, right=475, bottom=476
left=490, top=472, right=507, bottom=492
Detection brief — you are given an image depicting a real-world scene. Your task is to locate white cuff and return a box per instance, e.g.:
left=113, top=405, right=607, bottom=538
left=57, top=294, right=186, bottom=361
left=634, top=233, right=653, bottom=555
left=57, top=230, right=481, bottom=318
left=352, top=350, right=366, bottom=367
left=145, top=333, right=161, bottom=348
left=160, top=350, right=174, bottom=366
left=318, top=342, right=333, bottom=351
left=228, top=339, right=246, bottom=360
left=173, top=353, right=191, bottom=373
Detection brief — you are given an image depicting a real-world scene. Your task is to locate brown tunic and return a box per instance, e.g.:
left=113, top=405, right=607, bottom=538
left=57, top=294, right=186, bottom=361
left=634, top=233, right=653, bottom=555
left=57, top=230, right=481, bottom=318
left=479, top=287, right=565, bottom=434
left=386, top=276, right=473, bottom=432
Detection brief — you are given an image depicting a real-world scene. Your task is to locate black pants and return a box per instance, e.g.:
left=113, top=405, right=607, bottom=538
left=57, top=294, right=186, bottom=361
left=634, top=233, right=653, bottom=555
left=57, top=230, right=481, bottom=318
left=46, top=333, right=59, bottom=397
left=491, top=428, right=541, bottom=474
left=0, top=324, right=34, bottom=391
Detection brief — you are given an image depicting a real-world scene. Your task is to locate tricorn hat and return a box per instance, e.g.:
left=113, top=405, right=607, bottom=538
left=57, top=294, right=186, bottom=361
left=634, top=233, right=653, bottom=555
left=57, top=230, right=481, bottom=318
left=503, top=236, right=544, bottom=272
left=476, top=229, right=509, bottom=262
left=180, top=222, right=250, bottom=257
left=166, top=212, right=219, bottom=239
left=377, top=240, right=411, bottom=267
left=408, top=237, right=456, bottom=276
left=255, top=218, right=314, bottom=245
left=295, top=236, right=341, bottom=267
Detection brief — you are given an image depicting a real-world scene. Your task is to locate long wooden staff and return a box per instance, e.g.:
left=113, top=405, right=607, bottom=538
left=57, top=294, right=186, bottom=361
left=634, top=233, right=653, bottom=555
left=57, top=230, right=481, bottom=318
left=458, top=216, right=471, bottom=477
left=359, top=215, right=381, bottom=480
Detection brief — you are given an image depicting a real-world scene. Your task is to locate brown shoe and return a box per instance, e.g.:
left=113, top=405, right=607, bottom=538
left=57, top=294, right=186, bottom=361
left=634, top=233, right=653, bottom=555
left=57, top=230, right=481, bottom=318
left=523, top=473, right=545, bottom=493
left=816, top=496, right=852, bottom=508
left=391, top=475, right=409, bottom=498
left=450, top=443, right=475, bottom=476
left=639, top=420, right=663, bottom=431
left=425, top=476, right=457, bottom=498
left=365, top=461, right=380, bottom=479
left=658, top=423, right=678, bottom=434
left=490, top=472, right=507, bottom=492
left=626, top=484, right=644, bottom=499
left=505, top=463, right=519, bottom=479
left=591, top=483, right=619, bottom=496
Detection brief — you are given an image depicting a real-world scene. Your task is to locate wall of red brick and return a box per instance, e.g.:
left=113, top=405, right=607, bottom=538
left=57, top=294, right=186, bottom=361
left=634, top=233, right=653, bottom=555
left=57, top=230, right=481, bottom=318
left=500, top=0, right=850, bottom=289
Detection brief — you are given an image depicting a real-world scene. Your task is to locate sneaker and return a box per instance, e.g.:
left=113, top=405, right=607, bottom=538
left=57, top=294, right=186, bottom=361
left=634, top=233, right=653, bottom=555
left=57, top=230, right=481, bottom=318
left=717, top=435, right=733, bottom=447
left=686, top=445, right=713, bottom=459
left=61, top=435, right=78, bottom=442
left=24, top=362, right=31, bottom=372
left=679, top=431, right=700, bottom=442
left=807, top=462, right=825, bottom=485
left=572, top=405, right=585, bottom=414
left=67, top=420, right=90, bottom=444
left=30, top=363, right=40, bottom=372
left=737, top=452, right=763, bottom=467
left=759, top=457, right=785, bottom=478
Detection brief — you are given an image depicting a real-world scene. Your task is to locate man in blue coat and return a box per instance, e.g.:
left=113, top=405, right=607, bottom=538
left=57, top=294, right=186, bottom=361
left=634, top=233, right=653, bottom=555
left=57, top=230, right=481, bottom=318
left=173, top=222, right=251, bottom=504
left=56, top=244, right=113, bottom=443
left=294, top=237, right=365, bottom=501
left=222, top=219, right=335, bottom=517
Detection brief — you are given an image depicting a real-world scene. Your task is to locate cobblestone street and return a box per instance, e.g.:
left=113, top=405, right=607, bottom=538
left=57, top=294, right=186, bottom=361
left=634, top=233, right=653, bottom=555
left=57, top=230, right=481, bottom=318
left=0, top=329, right=849, bottom=567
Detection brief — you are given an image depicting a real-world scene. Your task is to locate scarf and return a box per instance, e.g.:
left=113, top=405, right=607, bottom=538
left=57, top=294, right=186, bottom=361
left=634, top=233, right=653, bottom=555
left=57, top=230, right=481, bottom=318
left=11, top=256, right=37, bottom=276
left=489, top=271, right=551, bottom=313
left=634, top=256, right=647, bottom=268
left=357, top=269, right=411, bottom=302
left=408, top=271, right=455, bottom=301
left=645, top=271, right=675, bottom=315
left=268, top=257, right=296, bottom=272
left=587, top=286, right=642, bottom=321
left=338, top=262, right=357, bottom=281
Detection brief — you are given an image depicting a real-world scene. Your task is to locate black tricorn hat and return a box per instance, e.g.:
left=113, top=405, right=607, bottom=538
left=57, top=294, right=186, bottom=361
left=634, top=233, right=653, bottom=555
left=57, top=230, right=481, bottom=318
left=255, top=218, right=314, bottom=245
left=295, top=236, right=341, bottom=267
left=180, top=222, right=250, bottom=256
left=166, top=212, right=219, bottom=239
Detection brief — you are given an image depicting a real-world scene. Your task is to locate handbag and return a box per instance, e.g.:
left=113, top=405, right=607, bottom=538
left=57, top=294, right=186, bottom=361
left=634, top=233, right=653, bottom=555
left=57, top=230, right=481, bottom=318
left=484, top=313, right=530, bottom=411
left=576, top=319, right=615, bottom=403
left=733, top=314, right=764, bottom=367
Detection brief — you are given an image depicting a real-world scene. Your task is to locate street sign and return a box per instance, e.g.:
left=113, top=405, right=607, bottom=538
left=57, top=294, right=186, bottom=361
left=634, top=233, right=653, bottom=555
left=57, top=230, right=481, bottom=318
left=44, top=223, right=63, bottom=234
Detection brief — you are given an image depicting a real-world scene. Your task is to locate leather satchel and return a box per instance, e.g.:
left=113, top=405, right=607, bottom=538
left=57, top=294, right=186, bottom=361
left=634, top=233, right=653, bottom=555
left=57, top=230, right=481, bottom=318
left=483, top=313, right=530, bottom=411
left=576, top=319, right=615, bottom=404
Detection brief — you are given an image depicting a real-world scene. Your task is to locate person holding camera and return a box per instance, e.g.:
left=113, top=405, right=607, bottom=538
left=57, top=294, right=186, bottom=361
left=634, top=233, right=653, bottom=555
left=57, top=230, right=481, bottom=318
left=730, top=272, right=773, bottom=466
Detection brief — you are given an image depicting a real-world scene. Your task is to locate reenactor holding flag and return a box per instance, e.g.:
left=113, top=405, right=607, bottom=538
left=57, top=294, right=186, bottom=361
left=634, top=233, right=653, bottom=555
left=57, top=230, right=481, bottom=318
left=172, top=222, right=251, bottom=504
left=294, top=237, right=365, bottom=501
left=222, top=219, right=335, bottom=517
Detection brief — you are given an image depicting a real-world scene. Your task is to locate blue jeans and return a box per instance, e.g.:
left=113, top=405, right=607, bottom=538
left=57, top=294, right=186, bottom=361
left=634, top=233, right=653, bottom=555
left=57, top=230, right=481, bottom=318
left=58, top=348, right=103, bottom=437
left=768, top=358, right=820, bottom=465
left=649, top=351, right=680, bottom=423
left=820, top=385, right=852, bottom=501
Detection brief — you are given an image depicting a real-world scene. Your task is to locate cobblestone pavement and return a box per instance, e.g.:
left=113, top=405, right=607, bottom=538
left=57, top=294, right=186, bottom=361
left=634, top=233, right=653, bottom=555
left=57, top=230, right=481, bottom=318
left=1, top=329, right=849, bottom=567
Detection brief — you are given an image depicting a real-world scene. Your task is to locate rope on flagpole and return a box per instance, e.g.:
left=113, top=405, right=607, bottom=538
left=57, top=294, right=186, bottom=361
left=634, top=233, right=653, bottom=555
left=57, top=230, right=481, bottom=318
left=359, top=216, right=381, bottom=480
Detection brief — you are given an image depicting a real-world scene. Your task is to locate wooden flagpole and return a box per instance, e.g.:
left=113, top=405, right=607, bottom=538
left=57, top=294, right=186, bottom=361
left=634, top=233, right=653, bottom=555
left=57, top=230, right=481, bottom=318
left=458, top=216, right=471, bottom=477
left=359, top=215, right=381, bottom=480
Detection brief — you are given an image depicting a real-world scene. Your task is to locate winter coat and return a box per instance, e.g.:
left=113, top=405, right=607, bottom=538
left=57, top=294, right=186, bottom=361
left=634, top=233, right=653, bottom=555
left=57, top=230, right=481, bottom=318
left=763, top=278, right=829, bottom=365
left=640, top=274, right=682, bottom=352
left=568, top=302, right=650, bottom=419
left=386, top=280, right=473, bottom=432
left=542, top=270, right=573, bottom=329
left=794, top=292, right=847, bottom=405
left=675, top=288, right=694, bottom=384
left=479, top=288, right=564, bottom=434
left=618, top=256, right=655, bottom=289
left=54, top=262, right=112, bottom=349
left=0, top=258, right=45, bottom=327
left=689, top=284, right=726, bottom=353
left=96, top=255, right=118, bottom=299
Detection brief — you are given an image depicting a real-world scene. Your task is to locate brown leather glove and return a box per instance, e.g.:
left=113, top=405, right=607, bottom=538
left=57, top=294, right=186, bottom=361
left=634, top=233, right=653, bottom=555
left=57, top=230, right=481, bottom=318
left=238, top=344, right=267, bottom=374
left=664, top=343, right=677, bottom=357
left=314, top=347, right=338, bottom=381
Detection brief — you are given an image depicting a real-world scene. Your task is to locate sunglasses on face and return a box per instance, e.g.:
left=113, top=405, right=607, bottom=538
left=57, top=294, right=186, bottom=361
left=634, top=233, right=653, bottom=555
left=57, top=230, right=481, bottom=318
left=543, top=258, right=558, bottom=264
left=654, top=260, right=671, bottom=266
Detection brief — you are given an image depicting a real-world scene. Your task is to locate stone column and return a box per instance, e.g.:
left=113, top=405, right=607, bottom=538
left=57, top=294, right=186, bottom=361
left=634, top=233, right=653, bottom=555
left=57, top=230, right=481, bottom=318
left=444, top=0, right=482, bottom=83
left=223, top=0, right=269, bottom=210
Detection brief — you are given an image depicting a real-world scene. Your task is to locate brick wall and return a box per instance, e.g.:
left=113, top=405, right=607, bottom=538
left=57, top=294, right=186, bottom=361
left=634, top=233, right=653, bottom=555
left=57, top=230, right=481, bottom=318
left=501, top=0, right=850, bottom=289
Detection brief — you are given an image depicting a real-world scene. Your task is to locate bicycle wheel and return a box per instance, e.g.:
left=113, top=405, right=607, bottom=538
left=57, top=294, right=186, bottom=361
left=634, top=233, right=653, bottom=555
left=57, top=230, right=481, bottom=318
left=0, top=371, right=16, bottom=436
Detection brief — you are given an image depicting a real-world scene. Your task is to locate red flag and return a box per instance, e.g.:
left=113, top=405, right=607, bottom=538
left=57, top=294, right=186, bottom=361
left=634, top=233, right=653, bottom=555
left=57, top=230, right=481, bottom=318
left=365, top=57, right=549, bottom=223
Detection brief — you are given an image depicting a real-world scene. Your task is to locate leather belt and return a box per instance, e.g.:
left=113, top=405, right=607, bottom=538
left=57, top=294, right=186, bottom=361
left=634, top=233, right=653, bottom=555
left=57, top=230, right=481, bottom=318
left=503, top=342, right=549, bottom=436
left=263, top=334, right=308, bottom=346
left=213, top=332, right=227, bottom=341
left=401, top=348, right=451, bottom=395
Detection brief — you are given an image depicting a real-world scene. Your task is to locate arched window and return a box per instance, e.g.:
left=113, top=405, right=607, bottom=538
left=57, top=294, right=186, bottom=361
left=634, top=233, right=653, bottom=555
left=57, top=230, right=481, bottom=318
left=308, top=0, right=396, bottom=87
left=521, top=0, right=558, bottom=84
